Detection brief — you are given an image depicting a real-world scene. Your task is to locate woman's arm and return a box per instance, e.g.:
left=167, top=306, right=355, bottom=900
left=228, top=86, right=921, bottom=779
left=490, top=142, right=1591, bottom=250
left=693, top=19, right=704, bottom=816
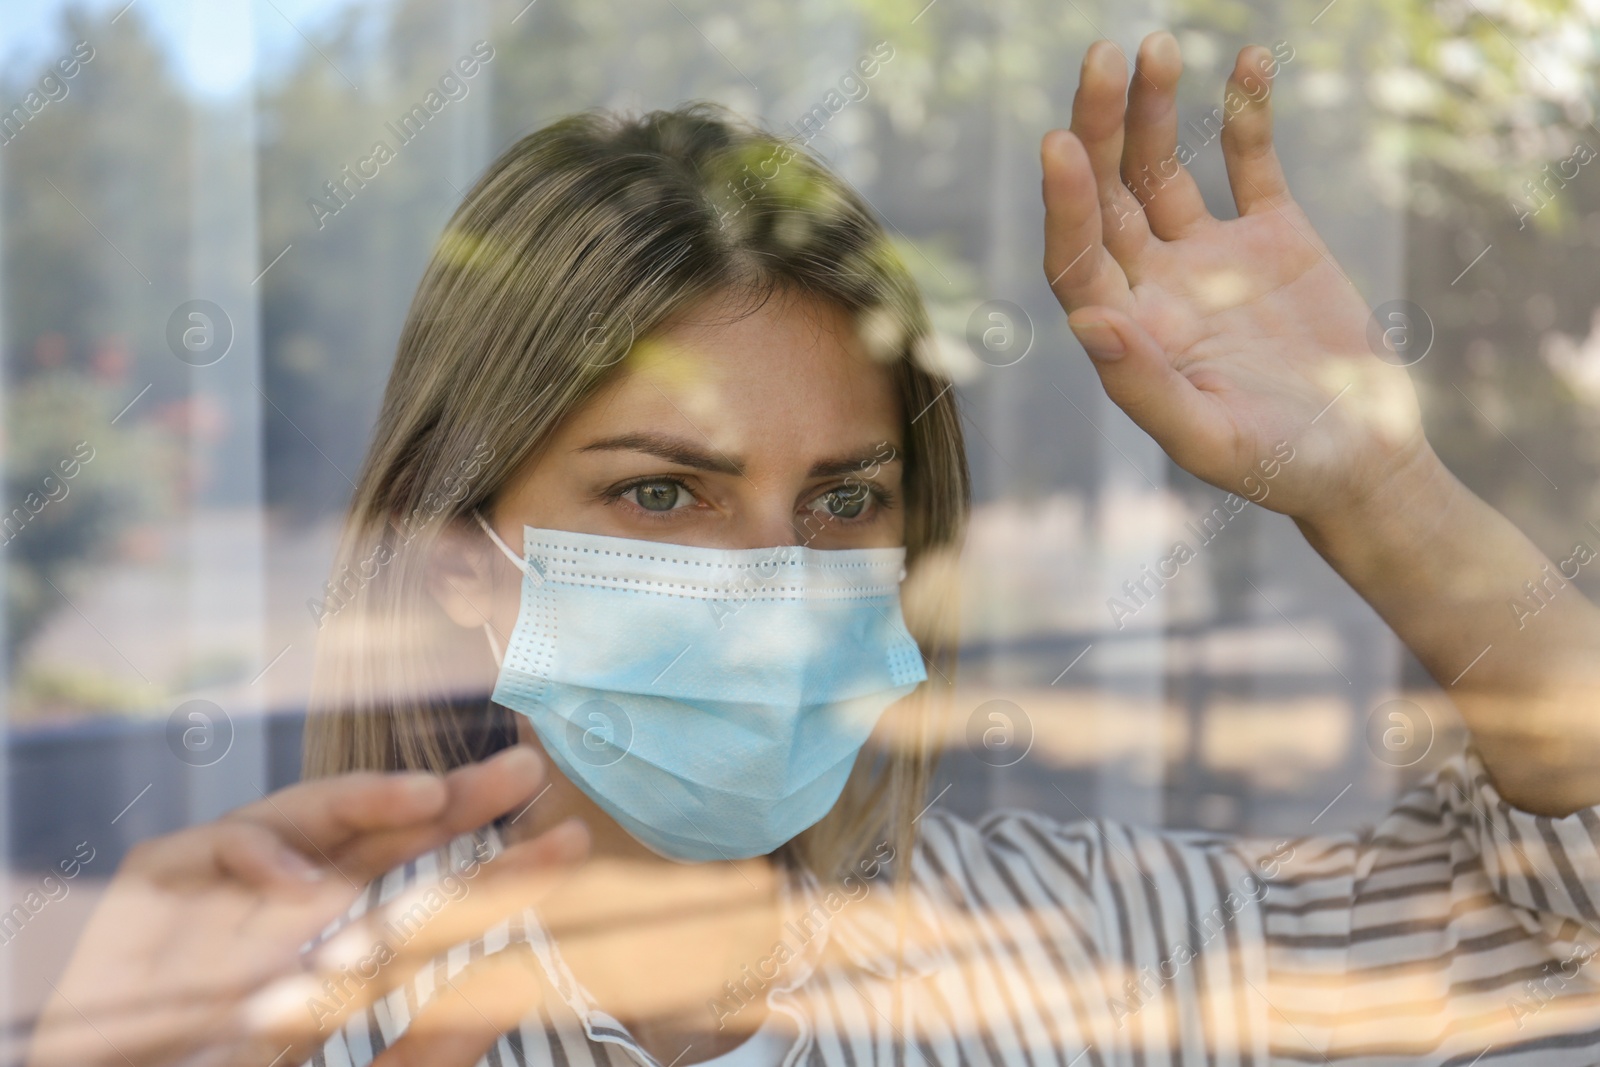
left=1042, top=33, right=1600, bottom=815
left=1292, top=445, right=1600, bottom=816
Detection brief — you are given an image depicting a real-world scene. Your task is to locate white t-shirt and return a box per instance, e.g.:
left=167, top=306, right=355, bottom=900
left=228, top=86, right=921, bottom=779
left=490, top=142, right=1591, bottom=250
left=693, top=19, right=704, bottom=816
left=686, top=1008, right=794, bottom=1067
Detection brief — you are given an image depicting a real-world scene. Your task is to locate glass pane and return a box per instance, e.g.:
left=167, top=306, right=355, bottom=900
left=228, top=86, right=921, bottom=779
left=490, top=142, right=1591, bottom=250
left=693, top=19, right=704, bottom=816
left=7, top=0, right=1598, bottom=1061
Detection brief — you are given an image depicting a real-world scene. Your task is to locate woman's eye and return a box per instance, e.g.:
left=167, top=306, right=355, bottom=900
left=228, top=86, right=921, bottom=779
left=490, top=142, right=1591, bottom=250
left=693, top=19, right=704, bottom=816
left=814, top=485, right=871, bottom=520
left=625, top=480, right=690, bottom=512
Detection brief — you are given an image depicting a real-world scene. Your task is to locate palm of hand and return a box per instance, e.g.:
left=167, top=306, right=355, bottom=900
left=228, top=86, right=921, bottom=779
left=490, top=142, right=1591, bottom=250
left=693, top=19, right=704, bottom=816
left=1045, top=34, right=1426, bottom=524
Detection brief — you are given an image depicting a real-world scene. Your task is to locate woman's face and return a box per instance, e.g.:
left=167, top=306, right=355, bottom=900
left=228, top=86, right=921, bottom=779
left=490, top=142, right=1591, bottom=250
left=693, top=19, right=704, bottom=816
left=430, top=286, right=906, bottom=858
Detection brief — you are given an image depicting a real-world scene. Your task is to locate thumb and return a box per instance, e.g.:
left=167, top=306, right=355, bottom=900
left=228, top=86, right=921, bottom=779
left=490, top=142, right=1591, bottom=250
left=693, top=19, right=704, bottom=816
left=1066, top=307, right=1220, bottom=453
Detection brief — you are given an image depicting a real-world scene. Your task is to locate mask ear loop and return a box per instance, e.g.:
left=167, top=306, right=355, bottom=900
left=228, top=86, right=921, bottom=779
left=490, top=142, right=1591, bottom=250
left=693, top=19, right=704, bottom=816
left=473, top=510, right=531, bottom=577
left=472, top=510, right=531, bottom=670
left=483, top=621, right=505, bottom=669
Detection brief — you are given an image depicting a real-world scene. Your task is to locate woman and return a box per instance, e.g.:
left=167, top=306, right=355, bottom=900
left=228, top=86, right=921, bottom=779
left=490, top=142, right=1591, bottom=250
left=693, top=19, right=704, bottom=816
left=28, top=32, right=1600, bottom=1067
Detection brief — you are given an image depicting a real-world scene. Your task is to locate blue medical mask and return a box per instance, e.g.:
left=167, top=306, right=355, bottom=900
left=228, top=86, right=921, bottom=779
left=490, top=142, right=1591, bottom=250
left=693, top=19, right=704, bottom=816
left=474, top=515, right=927, bottom=863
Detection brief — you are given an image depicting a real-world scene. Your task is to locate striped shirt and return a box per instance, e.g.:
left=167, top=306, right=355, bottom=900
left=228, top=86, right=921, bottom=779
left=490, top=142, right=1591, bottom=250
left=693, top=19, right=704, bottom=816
left=303, top=749, right=1600, bottom=1067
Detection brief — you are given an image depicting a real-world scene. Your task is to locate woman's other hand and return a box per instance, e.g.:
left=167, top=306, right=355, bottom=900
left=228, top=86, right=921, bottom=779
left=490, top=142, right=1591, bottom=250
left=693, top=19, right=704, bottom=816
left=26, top=745, right=589, bottom=1067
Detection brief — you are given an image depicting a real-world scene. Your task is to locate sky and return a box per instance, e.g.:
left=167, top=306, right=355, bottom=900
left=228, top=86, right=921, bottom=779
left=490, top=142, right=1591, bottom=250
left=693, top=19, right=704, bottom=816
left=0, top=0, right=382, bottom=97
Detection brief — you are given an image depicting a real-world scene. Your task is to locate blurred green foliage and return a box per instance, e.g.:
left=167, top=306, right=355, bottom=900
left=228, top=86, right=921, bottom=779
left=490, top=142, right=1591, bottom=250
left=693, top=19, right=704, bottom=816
left=2, top=8, right=190, bottom=664
left=3, top=366, right=178, bottom=661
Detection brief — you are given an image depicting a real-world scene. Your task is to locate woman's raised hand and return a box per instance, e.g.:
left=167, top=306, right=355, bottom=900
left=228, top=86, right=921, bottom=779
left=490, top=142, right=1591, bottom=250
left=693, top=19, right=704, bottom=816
left=26, top=745, right=589, bottom=1067
left=1043, top=32, right=1436, bottom=525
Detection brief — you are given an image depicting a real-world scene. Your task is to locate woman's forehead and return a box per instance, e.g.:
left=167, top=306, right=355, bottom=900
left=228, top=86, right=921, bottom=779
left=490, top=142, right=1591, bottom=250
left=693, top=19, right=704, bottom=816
left=565, top=291, right=903, bottom=462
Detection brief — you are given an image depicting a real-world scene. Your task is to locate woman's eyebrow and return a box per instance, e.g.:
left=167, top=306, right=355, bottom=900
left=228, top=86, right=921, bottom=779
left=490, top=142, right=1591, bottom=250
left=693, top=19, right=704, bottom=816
left=807, top=445, right=902, bottom=479
left=574, top=433, right=901, bottom=479
left=575, top=432, right=743, bottom=474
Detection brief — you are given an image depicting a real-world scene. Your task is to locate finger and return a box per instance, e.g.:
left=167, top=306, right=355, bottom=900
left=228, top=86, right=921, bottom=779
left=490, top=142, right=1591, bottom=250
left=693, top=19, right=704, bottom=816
left=1069, top=39, right=1151, bottom=265
left=229, top=770, right=450, bottom=856
left=213, top=819, right=330, bottom=891
left=1065, top=306, right=1229, bottom=457
left=241, top=825, right=582, bottom=1049
left=245, top=758, right=579, bottom=988
left=115, top=823, right=344, bottom=939
left=309, top=819, right=588, bottom=981
left=1122, top=31, right=1212, bottom=238
left=372, top=946, right=547, bottom=1067
left=1220, top=44, right=1290, bottom=216
left=1042, top=130, right=1132, bottom=313
left=235, top=745, right=546, bottom=884
left=243, top=821, right=586, bottom=1047
left=330, top=746, right=551, bottom=881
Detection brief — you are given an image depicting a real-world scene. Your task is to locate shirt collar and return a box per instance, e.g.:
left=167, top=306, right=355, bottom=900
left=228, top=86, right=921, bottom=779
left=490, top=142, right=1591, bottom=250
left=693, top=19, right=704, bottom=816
left=790, top=858, right=946, bottom=982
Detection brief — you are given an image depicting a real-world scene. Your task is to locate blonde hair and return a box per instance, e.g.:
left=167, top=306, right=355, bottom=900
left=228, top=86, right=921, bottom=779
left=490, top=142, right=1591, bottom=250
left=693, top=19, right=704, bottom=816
left=303, top=103, right=969, bottom=881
